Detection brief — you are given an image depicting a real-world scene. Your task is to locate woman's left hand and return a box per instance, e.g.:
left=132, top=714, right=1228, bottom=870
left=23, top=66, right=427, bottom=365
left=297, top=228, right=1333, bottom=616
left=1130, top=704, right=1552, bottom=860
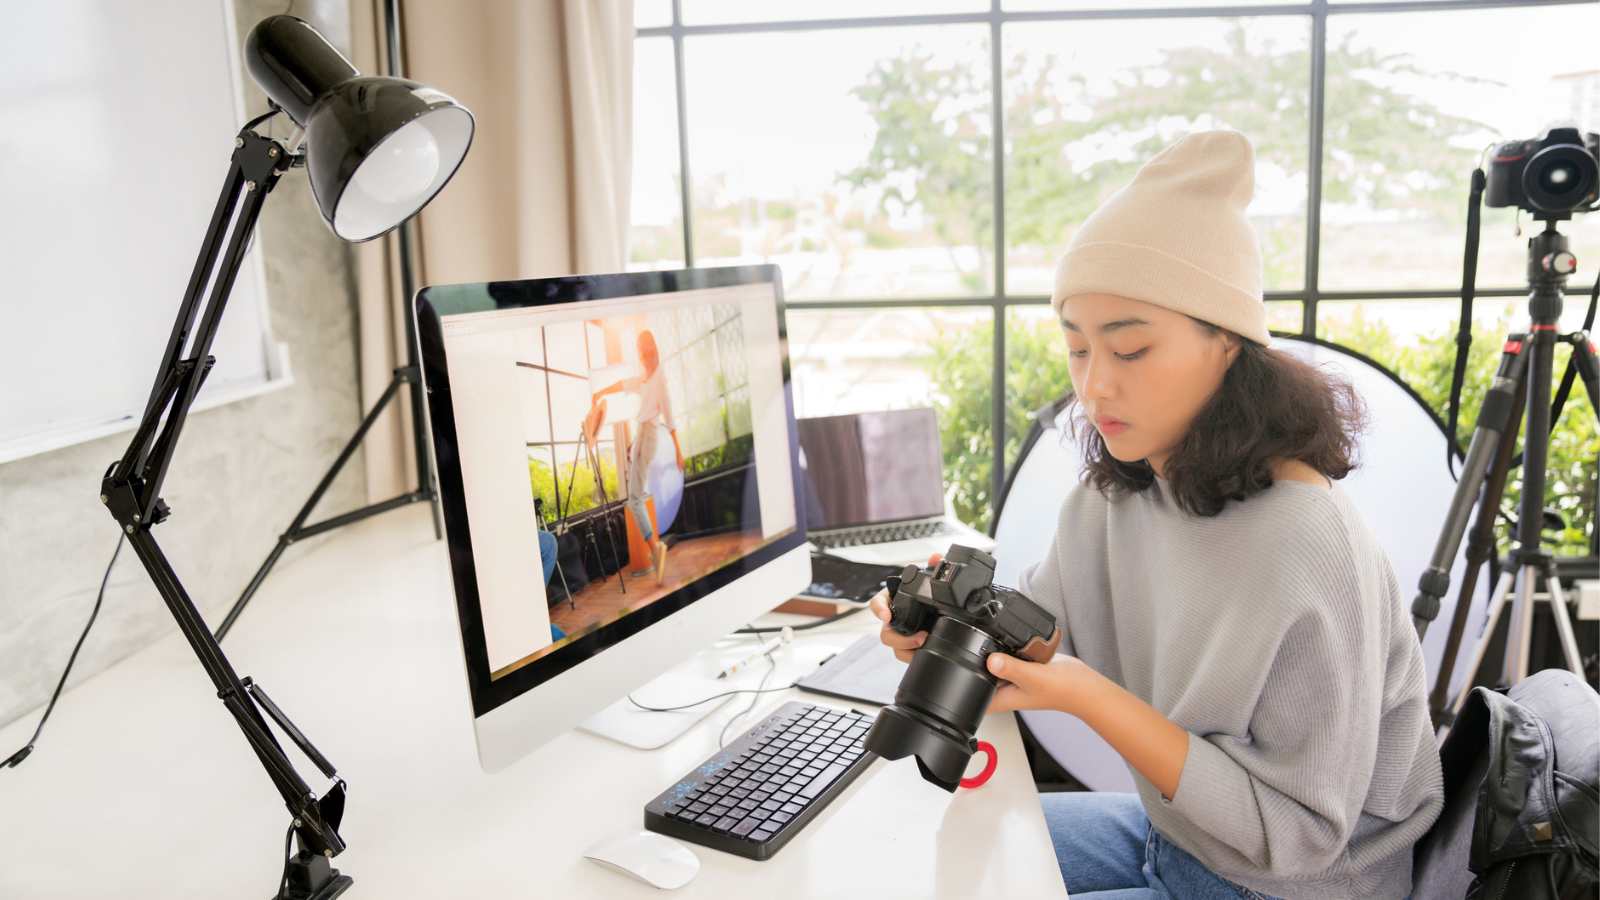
left=985, top=652, right=1095, bottom=715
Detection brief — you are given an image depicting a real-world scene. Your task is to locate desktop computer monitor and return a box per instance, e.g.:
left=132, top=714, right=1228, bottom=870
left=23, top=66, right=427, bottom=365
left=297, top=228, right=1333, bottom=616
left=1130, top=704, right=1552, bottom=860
left=415, top=266, right=810, bottom=773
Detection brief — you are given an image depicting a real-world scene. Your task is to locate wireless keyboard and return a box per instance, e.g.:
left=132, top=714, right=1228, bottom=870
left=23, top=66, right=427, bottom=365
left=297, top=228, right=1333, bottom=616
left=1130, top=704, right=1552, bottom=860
left=811, top=519, right=951, bottom=550
left=643, top=702, right=876, bottom=860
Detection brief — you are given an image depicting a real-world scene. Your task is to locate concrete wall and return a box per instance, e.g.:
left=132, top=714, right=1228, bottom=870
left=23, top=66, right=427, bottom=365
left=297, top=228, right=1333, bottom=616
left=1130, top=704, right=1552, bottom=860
left=0, top=0, right=365, bottom=732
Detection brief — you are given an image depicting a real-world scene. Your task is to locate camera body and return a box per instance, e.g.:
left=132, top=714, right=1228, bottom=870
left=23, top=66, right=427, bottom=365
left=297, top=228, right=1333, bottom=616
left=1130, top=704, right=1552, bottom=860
left=864, top=545, right=1062, bottom=791
left=1485, top=123, right=1600, bottom=216
left=884, top=547, right=1061, bottom=664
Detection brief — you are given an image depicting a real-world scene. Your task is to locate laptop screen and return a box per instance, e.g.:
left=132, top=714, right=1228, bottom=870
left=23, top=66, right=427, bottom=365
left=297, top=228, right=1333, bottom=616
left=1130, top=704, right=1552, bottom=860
left=796, top=408, right=945, bottom=530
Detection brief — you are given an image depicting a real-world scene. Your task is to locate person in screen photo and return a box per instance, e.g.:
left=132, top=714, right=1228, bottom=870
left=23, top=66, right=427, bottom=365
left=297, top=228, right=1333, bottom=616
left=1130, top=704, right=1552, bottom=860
left=589, top=329, right=683, bottom=586
left=873, top=131, right=1443, bottom=900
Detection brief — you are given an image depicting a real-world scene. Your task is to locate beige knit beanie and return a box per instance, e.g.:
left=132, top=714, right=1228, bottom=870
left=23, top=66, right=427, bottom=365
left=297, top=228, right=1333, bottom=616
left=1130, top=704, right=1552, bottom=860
left=1050, top=130, right=1271, bottom=345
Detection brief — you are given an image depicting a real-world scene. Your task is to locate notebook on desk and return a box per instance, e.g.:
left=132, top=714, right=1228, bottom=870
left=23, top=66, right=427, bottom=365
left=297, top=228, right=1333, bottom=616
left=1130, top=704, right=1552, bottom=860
left=796, top=408, right=993, bottom=567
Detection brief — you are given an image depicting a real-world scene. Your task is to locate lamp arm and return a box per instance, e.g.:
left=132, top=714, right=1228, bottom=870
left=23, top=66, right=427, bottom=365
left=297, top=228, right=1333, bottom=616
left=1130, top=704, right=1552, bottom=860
left=113, top=129, right=292, bottom=521
left=100, top=124, right=347, bottom=860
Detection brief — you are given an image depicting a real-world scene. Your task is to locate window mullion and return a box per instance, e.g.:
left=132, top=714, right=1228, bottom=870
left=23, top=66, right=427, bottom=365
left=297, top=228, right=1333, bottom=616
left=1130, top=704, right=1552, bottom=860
left=989, top=4, right=1008, bottom=526
left=1303, top=1, right=1328, bottom=337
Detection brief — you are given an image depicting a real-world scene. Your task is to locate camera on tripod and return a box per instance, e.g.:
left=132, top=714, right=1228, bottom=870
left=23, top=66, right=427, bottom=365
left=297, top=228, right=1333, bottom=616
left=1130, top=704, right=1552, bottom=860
left=862, top=545, right=1061, bottom=791
left=1485, top=123, right=1600, bottom=217
left=1411, top=120, right=1600, bottom=728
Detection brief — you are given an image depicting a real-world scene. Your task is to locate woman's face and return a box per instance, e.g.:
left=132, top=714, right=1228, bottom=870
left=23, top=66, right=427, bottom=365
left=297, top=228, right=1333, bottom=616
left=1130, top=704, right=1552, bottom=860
left=1059, top=293, right=1240, bottom=476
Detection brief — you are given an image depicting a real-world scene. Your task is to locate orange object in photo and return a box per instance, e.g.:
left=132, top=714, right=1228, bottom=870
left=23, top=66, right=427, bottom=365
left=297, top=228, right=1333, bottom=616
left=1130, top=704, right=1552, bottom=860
left=625, top=496, right=657, bottom=576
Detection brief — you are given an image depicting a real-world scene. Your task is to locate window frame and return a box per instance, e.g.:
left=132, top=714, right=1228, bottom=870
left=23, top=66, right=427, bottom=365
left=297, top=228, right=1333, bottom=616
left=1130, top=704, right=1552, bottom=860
left=638, top=0, right=1586, bottom=522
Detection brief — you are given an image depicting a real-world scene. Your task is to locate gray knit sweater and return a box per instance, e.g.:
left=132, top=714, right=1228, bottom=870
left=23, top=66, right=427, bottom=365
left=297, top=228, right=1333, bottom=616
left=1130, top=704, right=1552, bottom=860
left=1017, top=476, right=1443, bottom=900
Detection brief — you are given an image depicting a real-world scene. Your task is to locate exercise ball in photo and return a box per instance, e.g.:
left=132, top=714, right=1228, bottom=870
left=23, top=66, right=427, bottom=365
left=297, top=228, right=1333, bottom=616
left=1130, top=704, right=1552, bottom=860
left=644, top=423, right=684, bottom=532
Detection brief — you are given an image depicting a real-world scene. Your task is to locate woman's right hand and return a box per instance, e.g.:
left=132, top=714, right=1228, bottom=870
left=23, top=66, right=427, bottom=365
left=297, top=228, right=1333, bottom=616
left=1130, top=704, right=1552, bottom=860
left=870, top=552, right=941, bottom=663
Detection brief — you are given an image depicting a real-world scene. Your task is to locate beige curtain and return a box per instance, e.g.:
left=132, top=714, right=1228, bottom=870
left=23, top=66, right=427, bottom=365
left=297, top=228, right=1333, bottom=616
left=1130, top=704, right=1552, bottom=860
left=350, top=0, right=635, bottom=502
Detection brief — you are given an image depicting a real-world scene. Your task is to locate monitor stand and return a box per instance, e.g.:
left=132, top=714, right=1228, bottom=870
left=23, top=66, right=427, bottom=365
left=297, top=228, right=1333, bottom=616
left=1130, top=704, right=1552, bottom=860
left=577, top=672, right=736, bottom=750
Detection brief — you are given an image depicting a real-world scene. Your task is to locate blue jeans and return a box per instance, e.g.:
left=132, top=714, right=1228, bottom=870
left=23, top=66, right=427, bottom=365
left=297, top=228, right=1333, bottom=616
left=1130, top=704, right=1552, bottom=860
left=1039, top=793, right=1287, bottom=900
left=537, top=530, right=558, bottom=585
left=537, top=531, right=565, bottom=642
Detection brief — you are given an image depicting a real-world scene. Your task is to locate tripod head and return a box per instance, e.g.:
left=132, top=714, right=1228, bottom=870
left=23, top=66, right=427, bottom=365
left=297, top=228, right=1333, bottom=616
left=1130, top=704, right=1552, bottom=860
left=1526, top=219, right=1577, bottom=326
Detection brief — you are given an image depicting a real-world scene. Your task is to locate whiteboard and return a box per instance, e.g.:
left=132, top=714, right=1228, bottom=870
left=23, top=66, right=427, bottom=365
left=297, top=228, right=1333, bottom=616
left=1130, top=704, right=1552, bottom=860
left=0, top=0, right=289, bottom=463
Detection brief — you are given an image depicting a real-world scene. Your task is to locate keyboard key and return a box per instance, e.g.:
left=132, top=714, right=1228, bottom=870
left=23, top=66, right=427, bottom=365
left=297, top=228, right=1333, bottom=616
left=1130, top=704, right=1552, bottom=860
left=799, top=763, right=849, bottom=800
left=729, top=788, right=750, bottom=800
left=768, top=812, right=792, bottom=826
left=732, top=818, right=760, bottom=837
left=708, top=805, right=732, bottom=817
left=781, top=803, right=803, bottom=815
left=750, top=829, right=773, bottom=842
left=737, top=799, right=760, bottom=811
left=695, top=813, right=718, bottom=827
left=759, top=799, right=781, bottom=811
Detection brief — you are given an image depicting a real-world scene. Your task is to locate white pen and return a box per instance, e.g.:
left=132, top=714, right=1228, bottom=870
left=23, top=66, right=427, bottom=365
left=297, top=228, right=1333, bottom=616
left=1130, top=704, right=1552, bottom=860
left=718, top=627, right=792, bottom=679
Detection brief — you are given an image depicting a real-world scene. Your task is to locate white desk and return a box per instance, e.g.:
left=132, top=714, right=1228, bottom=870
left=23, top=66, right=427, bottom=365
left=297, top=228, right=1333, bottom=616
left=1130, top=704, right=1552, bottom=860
left=0, top=505, right=1068, bottom=899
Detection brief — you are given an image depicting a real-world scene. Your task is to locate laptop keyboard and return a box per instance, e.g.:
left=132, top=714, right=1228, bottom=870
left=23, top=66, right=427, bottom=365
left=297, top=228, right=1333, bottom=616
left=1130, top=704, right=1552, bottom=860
left=811, top=519, right=951, bottom=550
left=643, top=702, right=875, bottom=860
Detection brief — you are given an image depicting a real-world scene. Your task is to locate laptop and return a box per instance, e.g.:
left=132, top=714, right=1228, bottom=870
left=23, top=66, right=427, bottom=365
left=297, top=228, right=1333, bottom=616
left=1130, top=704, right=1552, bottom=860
left=796, top=408, right=994, bottom=566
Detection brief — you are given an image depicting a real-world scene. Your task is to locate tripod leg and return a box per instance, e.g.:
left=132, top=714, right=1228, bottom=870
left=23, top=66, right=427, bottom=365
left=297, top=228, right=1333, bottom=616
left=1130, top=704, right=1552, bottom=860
left=1504, top=555, right=1540, bottom=685
left=588, top=435, right=627, bottom=593
left=1442, top=564, right=1518, bottom=738
left=1427, top=382, right=1526, bottom=725
left=1542, top=562, right=1586, bottom=677
left=218, top=369, right=415, bottom=639
left=1412, top=340, right=1531, bottom=638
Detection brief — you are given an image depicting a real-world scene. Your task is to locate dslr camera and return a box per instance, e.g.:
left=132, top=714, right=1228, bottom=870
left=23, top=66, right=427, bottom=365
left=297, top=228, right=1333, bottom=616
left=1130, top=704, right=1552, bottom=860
left=863, top=545, right=1061, bottom=791
left=1485, top=122, right=1600, bottom=216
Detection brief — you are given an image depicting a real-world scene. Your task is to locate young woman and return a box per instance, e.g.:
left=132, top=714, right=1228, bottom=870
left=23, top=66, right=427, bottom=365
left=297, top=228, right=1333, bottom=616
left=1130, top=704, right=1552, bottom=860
left=874, top=131, right=1442, bottom=900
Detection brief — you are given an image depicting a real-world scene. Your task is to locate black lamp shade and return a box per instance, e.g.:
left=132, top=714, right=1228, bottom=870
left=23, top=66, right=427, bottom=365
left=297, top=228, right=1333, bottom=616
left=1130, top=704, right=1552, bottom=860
left=244, top=16, right=473, bottom=242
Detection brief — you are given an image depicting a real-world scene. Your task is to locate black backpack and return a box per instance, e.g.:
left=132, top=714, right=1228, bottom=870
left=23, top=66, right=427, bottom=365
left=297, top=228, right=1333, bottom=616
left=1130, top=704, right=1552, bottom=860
left=1413, top=669, right=1599, bottom=900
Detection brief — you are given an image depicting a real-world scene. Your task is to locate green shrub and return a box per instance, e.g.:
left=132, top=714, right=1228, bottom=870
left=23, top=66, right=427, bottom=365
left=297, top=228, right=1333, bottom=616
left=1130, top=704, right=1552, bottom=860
left=530, top=454, right=620, bottom=519
left=926, top=315, right=1073, bottom=531
left=1320, top=307, right=1596, bottom=556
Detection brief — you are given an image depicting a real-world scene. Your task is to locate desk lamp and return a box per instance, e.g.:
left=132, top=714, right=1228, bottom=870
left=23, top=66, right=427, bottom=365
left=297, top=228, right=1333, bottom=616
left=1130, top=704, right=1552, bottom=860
left=98, top=16, right=471, bottom=900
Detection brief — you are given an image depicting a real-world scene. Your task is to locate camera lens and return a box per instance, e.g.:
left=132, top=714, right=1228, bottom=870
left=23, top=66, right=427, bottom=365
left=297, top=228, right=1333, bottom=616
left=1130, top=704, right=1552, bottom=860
left=1524, top=143, right=1598, bottom=212
left=863, top=617, right=1003, bottom=792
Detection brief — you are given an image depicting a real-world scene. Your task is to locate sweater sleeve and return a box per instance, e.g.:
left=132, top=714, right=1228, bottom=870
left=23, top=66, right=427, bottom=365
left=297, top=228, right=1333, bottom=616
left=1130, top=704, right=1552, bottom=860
left=1161, top=510, right=1389, bottom=878
left=1016, top=556, right=1076, bottom=659
left=1014, top=485, right=1110, bottom=660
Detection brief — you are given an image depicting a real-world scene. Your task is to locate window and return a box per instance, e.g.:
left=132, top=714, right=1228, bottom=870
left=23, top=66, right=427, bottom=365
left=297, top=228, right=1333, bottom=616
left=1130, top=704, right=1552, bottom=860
left=635, top=1, right=1599, bottom=550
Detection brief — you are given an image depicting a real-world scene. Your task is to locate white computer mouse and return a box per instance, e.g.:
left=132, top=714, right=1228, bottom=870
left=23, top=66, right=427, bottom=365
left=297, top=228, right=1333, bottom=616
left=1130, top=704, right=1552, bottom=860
left=582, top=829, right=700, bottom=890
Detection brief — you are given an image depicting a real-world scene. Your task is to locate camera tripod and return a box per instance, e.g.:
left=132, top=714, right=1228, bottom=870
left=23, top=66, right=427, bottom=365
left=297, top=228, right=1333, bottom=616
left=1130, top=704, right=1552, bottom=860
left=559, top=426, right=628, bottom=593
left=1411, top=218, right=1599, bottom=730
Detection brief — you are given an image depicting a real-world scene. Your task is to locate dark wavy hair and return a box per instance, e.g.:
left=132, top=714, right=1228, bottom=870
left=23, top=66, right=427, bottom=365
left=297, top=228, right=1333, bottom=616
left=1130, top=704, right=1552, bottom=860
left=1071, top=324, right=1366, bottom=517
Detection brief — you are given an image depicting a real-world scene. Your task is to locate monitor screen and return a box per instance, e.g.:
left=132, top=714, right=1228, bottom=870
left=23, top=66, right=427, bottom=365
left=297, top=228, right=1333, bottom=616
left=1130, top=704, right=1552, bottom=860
left=417, top=268, right=805, bottom=728
left=796, top=408, right=945, bottom=530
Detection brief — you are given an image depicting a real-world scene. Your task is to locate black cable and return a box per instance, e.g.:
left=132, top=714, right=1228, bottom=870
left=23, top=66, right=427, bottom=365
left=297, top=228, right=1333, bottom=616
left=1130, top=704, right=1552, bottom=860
left=720, top=653, right=780, bottom=749
left=243, top=108, right=281, bottom=133
left=4, top=536, right=122, bottom=770
left=734, top=605, right=865, bottom=634
left=276, top=819, right=295, bottom=899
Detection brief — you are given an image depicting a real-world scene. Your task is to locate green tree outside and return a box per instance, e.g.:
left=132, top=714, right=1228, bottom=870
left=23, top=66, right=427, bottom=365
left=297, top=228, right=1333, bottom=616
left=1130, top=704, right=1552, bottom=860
left=854, top=20, right=1595, bottom=553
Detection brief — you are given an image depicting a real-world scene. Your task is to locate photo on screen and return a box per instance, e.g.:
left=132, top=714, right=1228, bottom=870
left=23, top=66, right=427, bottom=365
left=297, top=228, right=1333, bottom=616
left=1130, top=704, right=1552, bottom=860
left=507, top=302, right=776, bottom=671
